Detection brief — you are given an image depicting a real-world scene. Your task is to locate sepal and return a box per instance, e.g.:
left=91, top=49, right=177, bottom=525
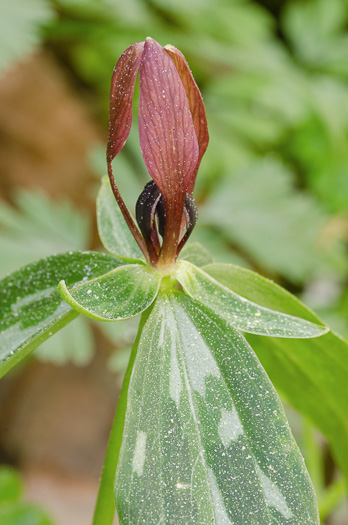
left=175, top=260, right=328, bottom=338
left=58, top=264, right=161, bottom=321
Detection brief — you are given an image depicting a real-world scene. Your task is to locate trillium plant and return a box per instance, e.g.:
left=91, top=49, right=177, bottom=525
left=0, top=38, right=330, bottom=524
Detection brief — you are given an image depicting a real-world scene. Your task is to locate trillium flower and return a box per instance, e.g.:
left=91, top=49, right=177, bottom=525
left=107, top=37, right=209, bottom=271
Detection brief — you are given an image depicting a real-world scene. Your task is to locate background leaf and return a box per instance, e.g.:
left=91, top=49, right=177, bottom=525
left=0, top=504, right=53, bottom=525
left=282, top=0, right=348, bottom=69
left=0, top=189, right=90, bottom=279
left=35, top=315, right=94, bottom=365
left=0, top=466, right=53, bottom=525
left=0, top=0, right=54, bottom=74
left=0, top=468, right=22, bottom=503
left=201, top=158, right=346, bottom=283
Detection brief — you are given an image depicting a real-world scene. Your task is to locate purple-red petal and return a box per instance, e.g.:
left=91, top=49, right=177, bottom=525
left=164, top=45, right=209, bottom=194
left=107, top=42, right=144, bottom=162
left=138, top=37, right=199, bottom=203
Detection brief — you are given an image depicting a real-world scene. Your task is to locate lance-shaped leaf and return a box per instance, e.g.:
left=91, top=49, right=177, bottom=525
left=0, top=251, right=122, bottom=378
left=164, top=44, right=209, bottom=193
left=204, top=262, right=348, bottom=483
left=107, top=41, right=144, bottom=162
left=115, top=292, right=319, bottom=524
left=175, top=260, right=327, bottom=337
left=58, top=264, right=160, bottom=322
left=97, top=176, right=144, bottom=261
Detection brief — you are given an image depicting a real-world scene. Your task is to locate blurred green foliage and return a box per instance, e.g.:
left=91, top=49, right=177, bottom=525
left=0, top=466, right=54, bottom=525
left=0, top=190, right=90, bottom=277
left=0, top=0, right=54, bottom=73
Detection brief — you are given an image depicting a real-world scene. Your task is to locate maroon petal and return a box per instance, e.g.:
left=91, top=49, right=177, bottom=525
left=164, top=44, right=209, bottom=193
left=139, top=37, right=199, bottom=202
left=107, top=42, right=144, bottom=162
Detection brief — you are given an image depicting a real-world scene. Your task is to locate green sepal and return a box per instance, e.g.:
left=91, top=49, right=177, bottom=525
left=58, top=264, right=161, bottom=322
left=0, top=251, right=122, bottom=378
left=97, top=176, right=144, bottom=262
left=115, top=291, right=319, bottom=524
left=175, top=260, right=327, bottom=338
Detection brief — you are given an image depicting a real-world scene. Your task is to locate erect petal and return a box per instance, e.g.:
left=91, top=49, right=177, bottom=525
left=139, top=37, right=199, bottom=203
left=107, top=42, right=144, bottom=162
left=164, top=44, right=209, bottom=193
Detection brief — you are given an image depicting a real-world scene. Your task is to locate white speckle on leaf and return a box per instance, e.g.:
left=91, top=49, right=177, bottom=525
left=174, top=306, right=220, bottom=396
left=218, top=407, right=244, bottom=447
left=132, top=431, right=147, bottom=477
left=168, top=324, right=182, bottom=408
left=257, top=465, right=293, bottom=519
left=176, top=482, right=190, bottom=489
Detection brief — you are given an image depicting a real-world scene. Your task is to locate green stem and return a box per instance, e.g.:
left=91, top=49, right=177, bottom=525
left=92, top=308, right=153, bottom=525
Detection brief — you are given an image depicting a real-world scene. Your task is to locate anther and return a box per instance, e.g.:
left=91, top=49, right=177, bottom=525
left=183, top=193, right=198, bottom=237
left=135, top=181, right=161, bottom=244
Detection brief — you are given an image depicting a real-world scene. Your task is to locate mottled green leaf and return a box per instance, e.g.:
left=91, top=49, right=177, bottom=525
left=97, top=176, right=143, bottom=261
left=115, top=291, right=318, bottom=524
left=175, top=261, right=327, bottom=338
left=204, top=262, right=348, bottom=482
left=0, top=251, right=122, bottom=378
left=58, top=264, right=160, bottom=321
